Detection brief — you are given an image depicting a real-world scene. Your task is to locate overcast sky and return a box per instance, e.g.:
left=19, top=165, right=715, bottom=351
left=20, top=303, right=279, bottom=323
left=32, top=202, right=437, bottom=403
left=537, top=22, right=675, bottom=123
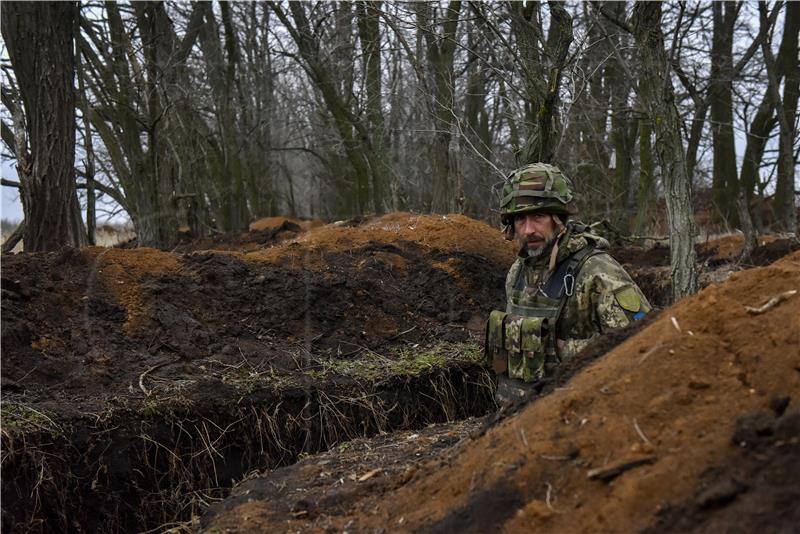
left=1, top=158, right=23, bottom=221
left=2, top=156, right=131, bottom=224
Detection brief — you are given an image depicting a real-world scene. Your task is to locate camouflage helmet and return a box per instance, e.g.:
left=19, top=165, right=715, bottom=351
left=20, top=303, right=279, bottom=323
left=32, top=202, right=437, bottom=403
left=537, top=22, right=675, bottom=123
left=499, top=163, right=577, bottom=222
left=498, top=163, right=577, bottom=239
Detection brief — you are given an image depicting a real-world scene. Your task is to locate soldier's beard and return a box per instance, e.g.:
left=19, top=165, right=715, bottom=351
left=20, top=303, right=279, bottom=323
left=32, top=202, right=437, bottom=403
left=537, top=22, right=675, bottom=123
left=520, top=233, right=557, bottom=260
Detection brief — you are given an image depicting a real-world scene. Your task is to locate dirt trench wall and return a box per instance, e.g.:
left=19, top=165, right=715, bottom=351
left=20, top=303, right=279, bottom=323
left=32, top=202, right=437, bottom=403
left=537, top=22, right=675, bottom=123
left=5, top=214, right=795, bottom=532
left=1, top=363, right=494, bottom=532
left=197, top=250, right=800, bottom=533
left=616, top=237, right=800, bottom=308
left=2, top=215, right=516, bottom=532
left=0, top=240, right=508, bottom=400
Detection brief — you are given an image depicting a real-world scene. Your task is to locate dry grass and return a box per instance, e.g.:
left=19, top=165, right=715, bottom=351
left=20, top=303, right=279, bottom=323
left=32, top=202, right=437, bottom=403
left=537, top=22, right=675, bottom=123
left=1, top=341, right=495, bottom=532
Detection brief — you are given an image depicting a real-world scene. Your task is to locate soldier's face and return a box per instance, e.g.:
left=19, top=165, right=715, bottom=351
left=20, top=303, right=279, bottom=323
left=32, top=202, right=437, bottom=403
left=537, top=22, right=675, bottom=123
left=514, top=213, right=557, bottom=252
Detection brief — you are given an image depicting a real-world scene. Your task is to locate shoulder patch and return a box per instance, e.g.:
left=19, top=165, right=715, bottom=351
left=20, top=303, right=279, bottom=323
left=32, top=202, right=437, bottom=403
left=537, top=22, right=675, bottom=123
left=613, top=285, right=641, bottom=313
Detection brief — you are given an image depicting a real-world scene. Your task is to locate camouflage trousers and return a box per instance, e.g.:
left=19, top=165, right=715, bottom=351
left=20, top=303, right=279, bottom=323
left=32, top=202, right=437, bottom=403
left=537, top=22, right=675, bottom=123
left=495, top=374, right=539, bottom=405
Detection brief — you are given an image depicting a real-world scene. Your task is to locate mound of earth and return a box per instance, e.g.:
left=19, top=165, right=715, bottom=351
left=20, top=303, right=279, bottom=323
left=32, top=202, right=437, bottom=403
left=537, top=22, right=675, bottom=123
left=2, top=212, right=795, bottom=532
left=200, top=251, right=800, bottom=533
left=248, top=216, right=325, bottom=233
left=1, top=213, right=514, bottom=531
left=610, top=235, right=799, bottom=307
left=167, top=216, right=326, bottom=254
left=2, top=214, right=515, bottom=409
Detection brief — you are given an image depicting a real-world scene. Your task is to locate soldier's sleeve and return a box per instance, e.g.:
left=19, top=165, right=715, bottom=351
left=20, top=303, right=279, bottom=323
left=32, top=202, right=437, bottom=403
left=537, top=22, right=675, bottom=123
left=579, top=253, right=652, bottom=333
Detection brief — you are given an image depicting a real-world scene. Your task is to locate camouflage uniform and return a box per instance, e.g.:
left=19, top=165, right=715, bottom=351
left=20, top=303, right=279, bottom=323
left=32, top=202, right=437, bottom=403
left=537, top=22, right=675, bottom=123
left=504, top=227, right=651, bottom=367
left=486, top=163, right=651, bottom=402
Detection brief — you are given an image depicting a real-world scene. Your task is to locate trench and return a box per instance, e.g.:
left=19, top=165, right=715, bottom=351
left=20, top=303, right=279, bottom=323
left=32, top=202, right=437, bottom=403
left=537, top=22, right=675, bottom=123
left=1, top=232, right=702, bottom=532
left=1, top=360, right=496, bottom=532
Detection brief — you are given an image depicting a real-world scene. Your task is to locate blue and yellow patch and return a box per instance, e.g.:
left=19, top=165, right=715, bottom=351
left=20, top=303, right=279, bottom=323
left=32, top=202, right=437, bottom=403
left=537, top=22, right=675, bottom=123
left=613, top=285, right=642, bottom=313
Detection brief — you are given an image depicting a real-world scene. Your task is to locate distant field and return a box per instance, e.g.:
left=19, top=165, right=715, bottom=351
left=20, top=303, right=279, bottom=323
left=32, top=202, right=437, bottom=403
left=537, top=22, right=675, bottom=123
left=1, top=219, right=134, bottom=252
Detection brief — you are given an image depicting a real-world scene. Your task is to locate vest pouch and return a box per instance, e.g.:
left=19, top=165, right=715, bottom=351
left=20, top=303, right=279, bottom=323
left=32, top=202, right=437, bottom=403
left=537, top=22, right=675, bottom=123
left=485, top=310, right=508, bottom=374
left=520, top=317, right=545, bottom=352
left=505, top=314, right=524, bottom=381
left=505, top=316, right=548, bottom=383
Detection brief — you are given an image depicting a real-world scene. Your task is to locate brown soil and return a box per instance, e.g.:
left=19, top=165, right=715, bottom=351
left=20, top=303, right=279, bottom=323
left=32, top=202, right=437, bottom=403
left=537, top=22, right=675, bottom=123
left=201, top=418, right=488, bottom=533
left=200, top=251, right=800, bottom=533
left=239, top=212, right=518, bottom=270
left=610, top=234, right=795, bottom=269
left=248, top=216, right=325, bottom=233
left=2, top=213, right=797, bottom=532
left=1, top=215, right=515, bottom=411
left=1, top=213, right=513, bottom=531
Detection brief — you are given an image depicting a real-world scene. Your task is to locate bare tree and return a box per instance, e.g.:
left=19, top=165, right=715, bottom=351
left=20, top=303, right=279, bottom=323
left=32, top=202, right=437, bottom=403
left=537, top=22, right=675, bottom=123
left=5, top=0, right=792, bottom=245
left=75, top=15, right=97, bottom=245
left=2, top=1, right=87, bottom=252
left=669, top=2, right=777, bottom=229
left=632, top=1, right=698, bottom=299
left=269, top=1, right=393, bottom=215
left=357, top=1, right=393, bottom=212
left=739, top=3, right=794, bottom=232
left=606, top=2, right=637, bottom=231
left=709, top=1, right=740, bottom=226
left=634, top=100, right=657, bottom=234
left=762, top=1, right=799, bottom=233
left=509, top=1, right=573, bottom=165
left=414, top=1, right=463, bottom=212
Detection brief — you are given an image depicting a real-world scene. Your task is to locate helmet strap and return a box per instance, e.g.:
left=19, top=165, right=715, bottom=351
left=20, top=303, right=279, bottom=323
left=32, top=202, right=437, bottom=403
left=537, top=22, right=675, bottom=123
left=547, top=222, right=568, bottom=274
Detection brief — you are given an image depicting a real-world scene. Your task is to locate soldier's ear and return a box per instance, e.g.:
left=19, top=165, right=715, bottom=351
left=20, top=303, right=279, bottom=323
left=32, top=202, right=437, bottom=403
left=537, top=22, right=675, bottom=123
left=502, top=224, right=514, bottom=241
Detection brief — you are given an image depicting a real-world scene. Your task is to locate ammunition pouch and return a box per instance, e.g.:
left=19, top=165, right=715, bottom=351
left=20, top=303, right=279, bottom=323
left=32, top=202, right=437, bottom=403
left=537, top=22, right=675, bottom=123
left=485, top=311, right=549, bottom=383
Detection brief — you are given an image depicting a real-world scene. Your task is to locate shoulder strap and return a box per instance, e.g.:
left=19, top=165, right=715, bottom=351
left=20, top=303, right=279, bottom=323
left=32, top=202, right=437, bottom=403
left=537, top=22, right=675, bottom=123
left=542, top=244, right=598, bottom=299
left=545, top=245, right=603, bottom=360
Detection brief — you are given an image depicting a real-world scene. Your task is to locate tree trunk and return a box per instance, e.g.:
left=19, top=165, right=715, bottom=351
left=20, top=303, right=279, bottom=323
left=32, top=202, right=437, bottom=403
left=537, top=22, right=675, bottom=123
left=463, top=19, right=491, bottom=163
left=357, top=1, right=392, bottom=213
left=685, top=100, right=710, bottom=181
left=220, top=1, right=250, bottom=230
left=772, top=1, right=799, bottom=233
left=737, top=193, right=758, bottom=262
left=132, top=2, right=180, bottom=247
left=739, top=100, right=774, bottom=201
left=1, top=1, right=87, bottom=252
left=634, top=109, right=656, bottom=235
left=512, top=1, right=573, bottom=165
left=242, top=3, right=276, bottom=218
left=76, top=19, right=96, bottom=246
left=197, top=1, right=250, bottom=231
left=632, top=1, right=698, bottom=300
left=462, top=13, right=493, bottom=215
left=607, top=2, right=636, bottom=232
left=417, top=0, right=462, bottom=213
left=578, top=3, right=610, bottom=174
left=710, top=2, right=739, bottom=226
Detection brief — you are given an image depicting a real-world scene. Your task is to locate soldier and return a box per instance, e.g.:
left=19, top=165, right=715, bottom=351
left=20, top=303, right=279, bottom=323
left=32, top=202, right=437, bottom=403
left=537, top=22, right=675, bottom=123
left=485, top=163, right=652, bottom=403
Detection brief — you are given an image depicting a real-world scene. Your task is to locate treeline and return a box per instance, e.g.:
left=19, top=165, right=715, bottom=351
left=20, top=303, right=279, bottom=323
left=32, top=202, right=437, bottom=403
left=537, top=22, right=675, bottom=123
left=1, top=1, right=797, bottom=258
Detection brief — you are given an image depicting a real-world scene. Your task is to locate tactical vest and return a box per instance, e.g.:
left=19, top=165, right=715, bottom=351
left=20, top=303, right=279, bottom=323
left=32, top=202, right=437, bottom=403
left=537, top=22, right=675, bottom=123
left=485, top=243, right=600, bottom=383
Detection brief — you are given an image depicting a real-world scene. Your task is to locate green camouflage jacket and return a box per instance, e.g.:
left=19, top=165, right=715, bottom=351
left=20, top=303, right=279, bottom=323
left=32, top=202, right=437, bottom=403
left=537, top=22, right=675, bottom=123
left=507, top=228, right=651, bottom=359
